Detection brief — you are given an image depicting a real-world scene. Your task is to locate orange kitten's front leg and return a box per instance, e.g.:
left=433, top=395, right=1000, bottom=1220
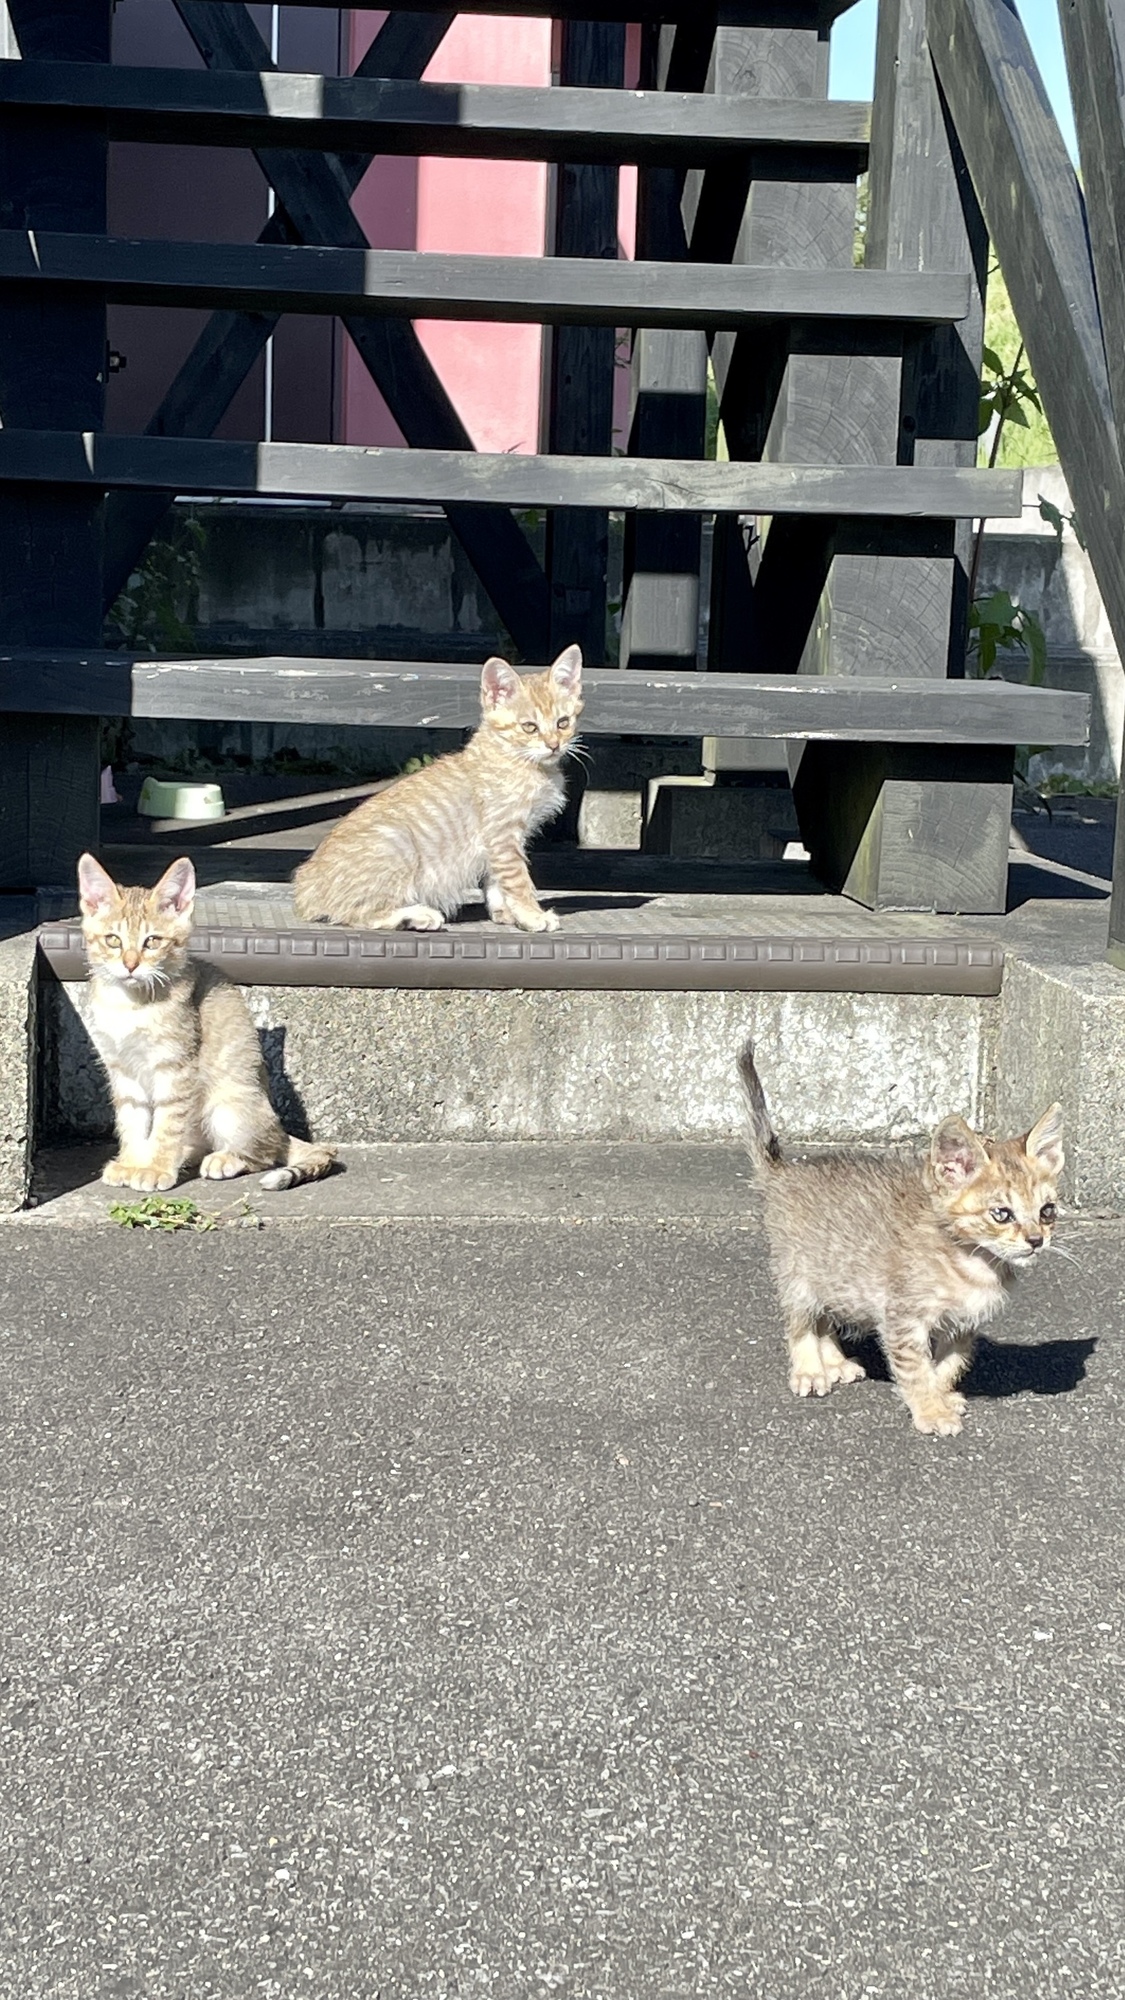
left=484, top=851, right=558, bottom=933
left=103, top=1090, right=190, bottom=1193
left=882, top=1313, right=966, bottom=1436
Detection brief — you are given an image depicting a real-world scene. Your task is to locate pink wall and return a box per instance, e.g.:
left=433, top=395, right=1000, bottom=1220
left=344, top=10, right=550, bottom=452
left=343, top=13, right=640, bottom=454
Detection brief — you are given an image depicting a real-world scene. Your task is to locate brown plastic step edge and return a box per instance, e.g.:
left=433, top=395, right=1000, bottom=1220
left=37, top=926, right=1004, bottom=997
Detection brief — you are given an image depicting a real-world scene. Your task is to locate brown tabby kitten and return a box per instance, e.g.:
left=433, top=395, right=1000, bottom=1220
left=78, top=853, right=336, bottom=1194
left=292, top=646, right=584, bottom=932
left=737, top=1040, right=1064, bottom=1437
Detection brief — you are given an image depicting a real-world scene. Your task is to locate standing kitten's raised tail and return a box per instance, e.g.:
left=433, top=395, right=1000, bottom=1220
left=736, top=1041, right=783, bottom=1174
left=736, top=1036, right=1064, bottom=1437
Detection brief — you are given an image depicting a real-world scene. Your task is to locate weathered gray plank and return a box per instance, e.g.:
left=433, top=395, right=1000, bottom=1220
left=791, top=0, right=994, bottom=914
left=793, top=742, right=1014, bottom=914
left=928, top=0, right=1125, bottom=640
left=0, top=229, right=971, bottom=329
left=1058, top=0, right=1125, bottom=446
left=620, top=21, right=710, bottom=675
left=0, top=58, right=872, bottom=162
left=0, top=430, right=1022, bottom=516
left=0, top=649, right=1088, bottom=743
left=200, top=0, right=856, bottom=19
left=1055, top=0, right=1125, bottom=963
left=929, top=0, right=1125, bottom=956
left=0, top=0, right=105, bottom=891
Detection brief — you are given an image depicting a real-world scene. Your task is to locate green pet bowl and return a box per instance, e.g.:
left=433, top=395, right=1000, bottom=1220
left=137, top=777, right=226, bottom=821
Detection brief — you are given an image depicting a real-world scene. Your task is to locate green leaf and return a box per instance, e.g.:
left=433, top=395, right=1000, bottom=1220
left=1005, top=402, right=1030, bottom=428
left=1037, top=495, right=1064, bottom=538
left=1021, top=610, right=1048, bottom=686
left=978, top=396, right=995, bottom=436
left=981, top=344, right=1005, bottom=374
left=976, top=589, right=1019, bottom=625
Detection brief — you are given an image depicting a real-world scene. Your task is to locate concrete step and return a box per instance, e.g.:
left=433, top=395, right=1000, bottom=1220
left=21, top=1140, right=755, bottom=1227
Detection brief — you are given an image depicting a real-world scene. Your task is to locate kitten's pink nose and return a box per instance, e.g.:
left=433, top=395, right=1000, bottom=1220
left=122, top=951, right=141, bottom=973
left=1026, top=1234, right=1044, bottom=1252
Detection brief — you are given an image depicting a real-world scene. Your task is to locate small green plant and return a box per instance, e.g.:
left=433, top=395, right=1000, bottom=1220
left=968, top=589, right=1047, bottom=685
left=104, top=517, right=205, bottom=653
left=108, top=1194, right=216, bottom=1232
left=978, top=340, right=1043, bottom=449
left=967, top=308, right=1052, bottom=692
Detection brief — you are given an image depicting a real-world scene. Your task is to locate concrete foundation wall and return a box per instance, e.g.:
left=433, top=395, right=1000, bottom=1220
left=43, top=977, right=995, bottom=1151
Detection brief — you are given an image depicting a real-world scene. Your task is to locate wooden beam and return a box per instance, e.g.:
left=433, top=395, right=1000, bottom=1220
left=0, top=58, right=872, bottom=163
left=620, top=21, right=710, bottom=674
left=0, top=429, right=1023, bottom=516
left=1057, top=0, right=1125, bottom=443
left=928, top=0, right=1125, bottom=637
left=1056, top=0, right=1125, bottom=964
left=198, top=0, right=857, bottom=21
left=0, top=649, right=1089, bottom=742
left=545, top=21, right=625, bottom=669
left=0, top=229, right=971, bottom=330
left=929, top=0, right=1125, bottom=957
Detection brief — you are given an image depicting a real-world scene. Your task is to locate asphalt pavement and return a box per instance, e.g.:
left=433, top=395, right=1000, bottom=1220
left=3, top=1205, right=1125, bottom=1999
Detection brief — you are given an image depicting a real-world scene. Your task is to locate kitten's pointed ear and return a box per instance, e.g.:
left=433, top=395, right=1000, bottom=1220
left=481, top=657, right=521, bottom=709
left=77, top=852, right=117, bottom=914
left=930, top=1115, right=990, bottom=1188
left=152, top=856, right=196, bottom=916
left=1025, top=1102, right=1064, bottom=1175
left=549, top=643, right=583, bottom=697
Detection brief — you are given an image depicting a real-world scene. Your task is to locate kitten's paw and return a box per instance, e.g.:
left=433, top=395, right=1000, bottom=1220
left=514, top=906, right=560, bottom=934
left=789, top=1331, right=861, bottom=1399
left=104, top=1160, right=179, bottom=1193
left=400, top=905, right=445, bottom=932
left=910, top=1391, right=966, bottom=1438
left=820, top=1344, right=867, bottom=1391
left=790, top=1362, right=835, bottom=1398
left=200, top=1150, right=253, bottom=1181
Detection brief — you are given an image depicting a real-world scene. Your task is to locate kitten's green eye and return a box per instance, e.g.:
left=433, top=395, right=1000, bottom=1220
left=521, top=720, right=538, bottom=734
left=104, top=933, right=121, bottom=950
left=556, top=715, right=571, bottom=729
left=990, top=1206, right=1015, bottom=1224
left=1040, top=1202, right=1057, bottom=1224
left=143, top=935, right=162, bottom=951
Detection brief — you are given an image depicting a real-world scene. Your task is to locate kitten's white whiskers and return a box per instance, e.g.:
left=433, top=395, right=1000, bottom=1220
left=1046, top=1241, right=1084, bottom=1272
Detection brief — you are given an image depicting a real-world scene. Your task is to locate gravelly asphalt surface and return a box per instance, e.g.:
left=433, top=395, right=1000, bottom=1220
left=3, top=1217, right=1125, bottom=2000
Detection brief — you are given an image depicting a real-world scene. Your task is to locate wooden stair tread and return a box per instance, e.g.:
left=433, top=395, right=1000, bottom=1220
left=0, top=651, right=1089, bottom=744
left=0, top=60, right=871, bottom=163
left=0, top=431, right=1022, bottom=519
left=0, top=231, right=967, bottom=329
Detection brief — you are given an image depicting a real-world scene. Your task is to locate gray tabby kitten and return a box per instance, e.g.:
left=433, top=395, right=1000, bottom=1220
left=738, top=1040, right=1064, bottom=1437
left=78, top=853, right=335, bottom=1193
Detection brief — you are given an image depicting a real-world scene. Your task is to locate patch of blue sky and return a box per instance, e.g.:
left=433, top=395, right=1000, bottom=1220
left=827, top=0, right=1078, bottom=163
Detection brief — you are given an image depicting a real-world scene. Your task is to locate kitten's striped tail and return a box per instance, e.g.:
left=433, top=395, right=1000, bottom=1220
left=736, top=1039, right=784, bottom=1176
left=260, top=1136, right=337, bottom=1192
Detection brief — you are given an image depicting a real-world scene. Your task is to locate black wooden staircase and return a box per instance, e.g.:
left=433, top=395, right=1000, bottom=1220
left=0, top=0, right=1095, bottom=925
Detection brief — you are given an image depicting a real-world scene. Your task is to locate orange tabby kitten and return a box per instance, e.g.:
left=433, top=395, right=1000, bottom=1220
left=737, top=1040, right=1064, bottom=1437
left=292, top=646, right=583, bottom=931
left=79, top=853, right=336, bottom=1194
